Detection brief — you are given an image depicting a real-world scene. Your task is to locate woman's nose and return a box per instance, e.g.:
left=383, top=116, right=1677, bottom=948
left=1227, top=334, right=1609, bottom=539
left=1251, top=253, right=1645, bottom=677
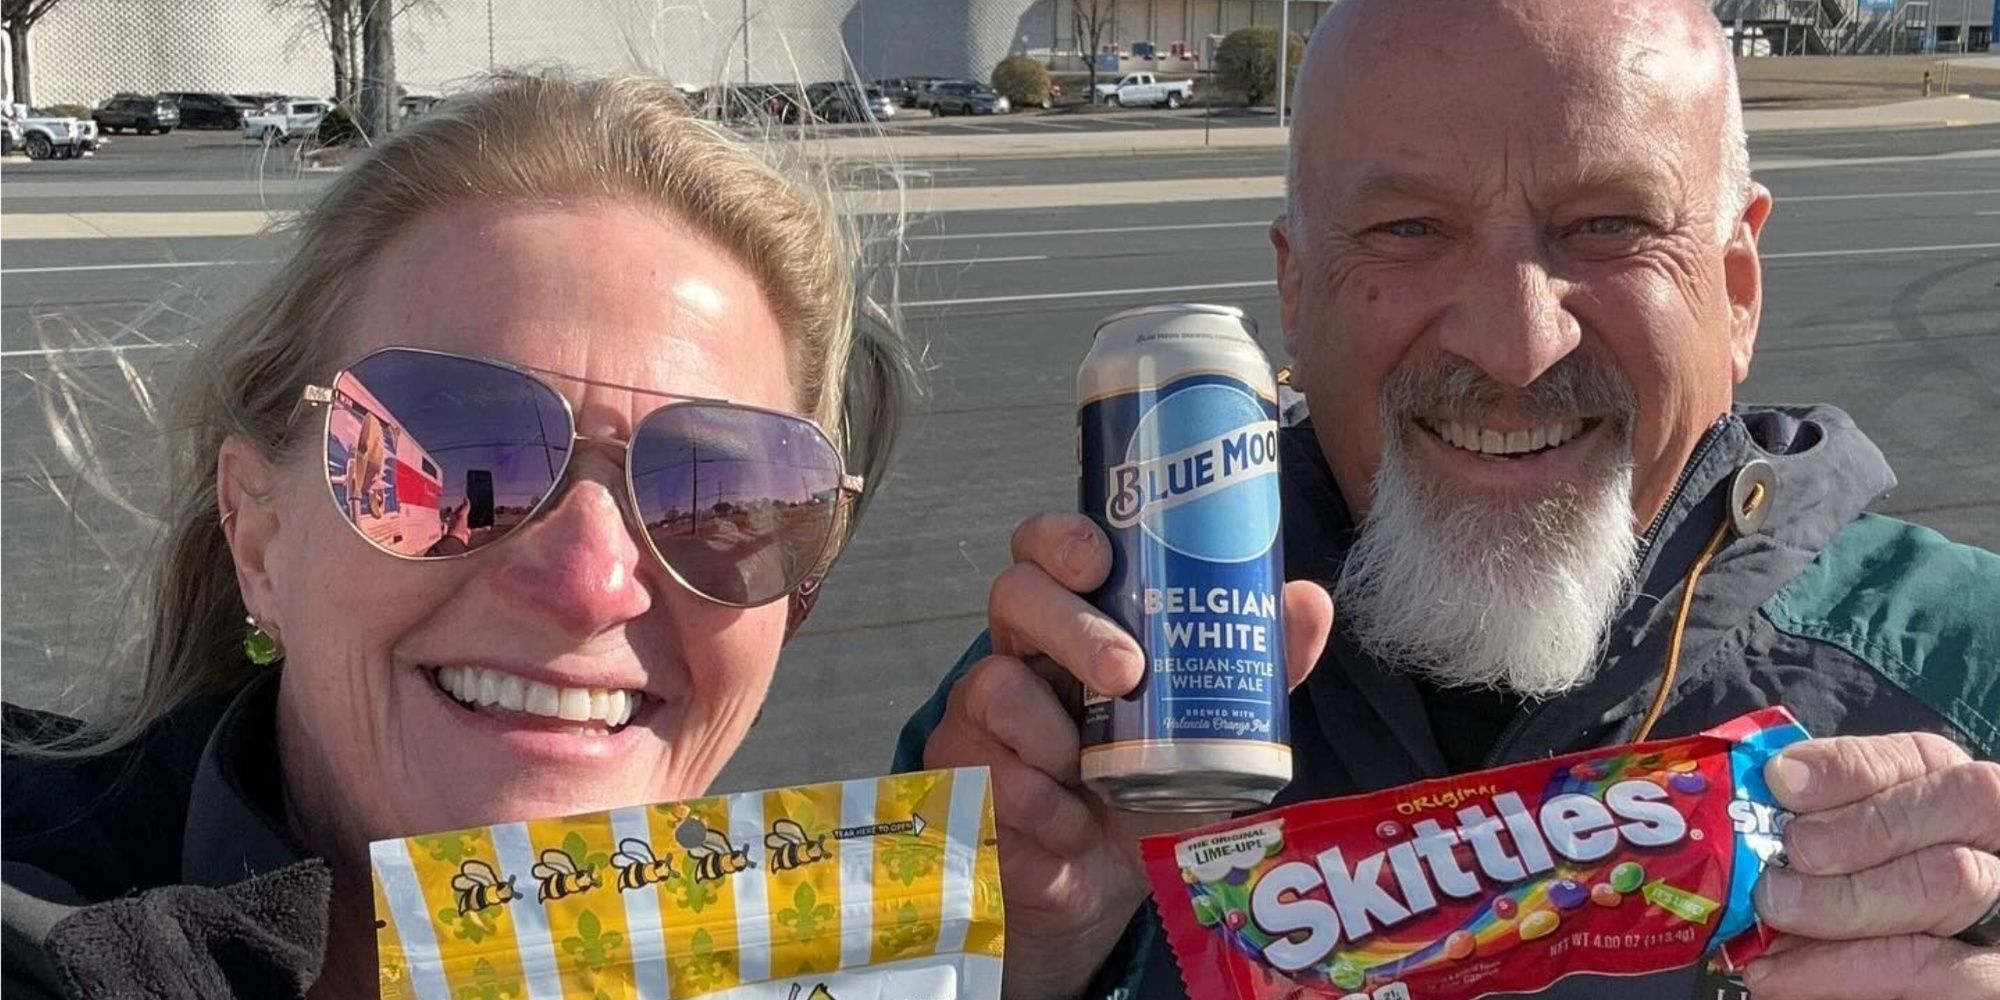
left=489, top=460, right=654, bottom=640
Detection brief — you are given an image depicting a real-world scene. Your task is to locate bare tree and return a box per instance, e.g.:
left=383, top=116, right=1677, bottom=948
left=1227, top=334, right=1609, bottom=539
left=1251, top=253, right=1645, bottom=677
left=3, top=0, right=65, bottom=105
left=1072, top=0, right=1113, bottom=104
left=357, top=0, right=395, bottom=136
left=270, top=0, right=359, bottom=105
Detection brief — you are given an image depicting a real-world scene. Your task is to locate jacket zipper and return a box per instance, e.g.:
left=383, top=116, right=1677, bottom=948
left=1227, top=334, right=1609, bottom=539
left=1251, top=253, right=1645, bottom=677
left=1476, top=416, right=1734, bottom=770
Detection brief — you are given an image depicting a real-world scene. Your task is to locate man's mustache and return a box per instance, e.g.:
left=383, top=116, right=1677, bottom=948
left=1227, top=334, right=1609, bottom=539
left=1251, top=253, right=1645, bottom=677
left=1383, top=353, right=1639, bottom=424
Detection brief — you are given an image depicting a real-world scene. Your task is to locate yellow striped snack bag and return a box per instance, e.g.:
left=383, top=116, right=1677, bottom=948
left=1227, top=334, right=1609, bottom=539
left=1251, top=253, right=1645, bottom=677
left=370, top=767, right=1004, bottom=1000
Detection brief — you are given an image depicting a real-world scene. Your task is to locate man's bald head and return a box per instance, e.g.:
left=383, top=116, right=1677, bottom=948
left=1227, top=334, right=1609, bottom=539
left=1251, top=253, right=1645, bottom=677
left=1284, top=0, right=1750, bottom=245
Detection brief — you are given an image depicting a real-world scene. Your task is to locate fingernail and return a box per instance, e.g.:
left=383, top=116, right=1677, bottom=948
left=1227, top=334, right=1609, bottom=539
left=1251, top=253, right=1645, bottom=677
left=1059, top=529, right=1096, bottom=579
left=1093, top=641, right=1143, bottom=693
left=1778, top=819, right=1820, bottom=873
left=1767, top=754, right=1813, bottom=801
left=1743, top=960, right=1770, bottom=989
left=1755, top=869, right=1800, bottom=918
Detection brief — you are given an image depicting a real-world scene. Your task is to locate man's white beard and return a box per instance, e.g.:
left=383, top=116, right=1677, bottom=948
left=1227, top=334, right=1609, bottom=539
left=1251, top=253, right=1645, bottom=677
left=1333, top=426, right=1639, bottom=699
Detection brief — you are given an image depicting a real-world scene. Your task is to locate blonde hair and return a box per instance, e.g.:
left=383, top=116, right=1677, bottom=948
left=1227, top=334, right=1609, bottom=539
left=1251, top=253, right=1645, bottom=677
left=33, top=71, right=915, bottom=754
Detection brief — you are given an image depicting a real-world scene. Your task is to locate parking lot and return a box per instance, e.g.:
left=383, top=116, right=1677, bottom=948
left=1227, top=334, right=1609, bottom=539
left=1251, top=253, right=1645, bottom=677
left=3, top=117, right=1998, bottom=790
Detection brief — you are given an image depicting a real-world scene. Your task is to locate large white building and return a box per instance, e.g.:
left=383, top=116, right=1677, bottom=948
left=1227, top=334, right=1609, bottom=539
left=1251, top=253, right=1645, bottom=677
left=10, top=0, right=1339, bottom=106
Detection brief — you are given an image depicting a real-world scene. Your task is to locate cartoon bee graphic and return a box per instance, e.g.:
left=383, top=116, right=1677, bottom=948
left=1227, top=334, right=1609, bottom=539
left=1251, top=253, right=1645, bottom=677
left=610, top=837, right=677, bottom=892
left=764, top=818, right=831, bottom=872
left=530, top=848, right=600, bottom=903
left=685, top=828, right=755, bottom=882
left=451, top=859, right=520, bottom=915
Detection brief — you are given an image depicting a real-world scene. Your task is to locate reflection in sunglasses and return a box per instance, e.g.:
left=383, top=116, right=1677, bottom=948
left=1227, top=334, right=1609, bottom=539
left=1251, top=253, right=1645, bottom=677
left=312, top=348, right=860, bottom=607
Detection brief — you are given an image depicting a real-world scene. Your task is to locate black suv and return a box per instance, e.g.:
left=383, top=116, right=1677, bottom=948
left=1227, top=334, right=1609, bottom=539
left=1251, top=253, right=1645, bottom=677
left=92, top=95, right=180, bottom=134
left=159, top=91, right=252, bottom=129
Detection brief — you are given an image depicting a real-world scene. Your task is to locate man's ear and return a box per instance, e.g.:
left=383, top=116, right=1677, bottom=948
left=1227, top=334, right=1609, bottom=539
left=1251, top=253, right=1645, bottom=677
left=1271, top=217, right=1306, bottom=365
left=1724, top=182, right=1775, bottom=384
left=217, top=436, right=283, bottom=626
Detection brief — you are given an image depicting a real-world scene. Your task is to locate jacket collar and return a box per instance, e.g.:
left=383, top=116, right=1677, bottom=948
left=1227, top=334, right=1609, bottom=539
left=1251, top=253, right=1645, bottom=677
left=182, top=670, right=312, bottom=886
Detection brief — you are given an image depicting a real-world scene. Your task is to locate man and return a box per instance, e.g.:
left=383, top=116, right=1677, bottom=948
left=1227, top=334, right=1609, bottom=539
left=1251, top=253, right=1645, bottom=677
left=896, top=0, right=2000, bottom=997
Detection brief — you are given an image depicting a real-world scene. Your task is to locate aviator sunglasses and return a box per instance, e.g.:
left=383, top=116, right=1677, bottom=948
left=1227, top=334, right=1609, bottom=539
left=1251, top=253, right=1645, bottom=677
left=294, top=347, right=862, bottom=609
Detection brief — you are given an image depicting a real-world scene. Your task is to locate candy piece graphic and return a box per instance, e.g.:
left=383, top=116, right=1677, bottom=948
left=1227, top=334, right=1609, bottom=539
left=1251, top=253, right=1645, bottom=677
left=1492, top=895, right=1519, bottom=920
left=1549, top=879, right=1589, bottom=910
left=1669, top=759, right=1698, bottom=773
left=1444, top=930, right=1476, bottom=961
left=1182, top=867, right=1200, bottom=885
left=1375, top=820, right=1402, bottom=841
left=1520, top=909, right=1560, bottom=941
left=1669, top=771, right=1709, bottom=794
left=1569, top=761, right=1606, bottom=781
left=1223, top=867, right=1252, bottom=886
left=1330, top=958, right=1366, bottom=991
left=1192, top=894, right=1224, bottom=927
left=1591, top=883, right=1623, bottom=907
left=1224, top=909, right=1246, bottom=931
left=1610, top=861, right=1646, bottom=894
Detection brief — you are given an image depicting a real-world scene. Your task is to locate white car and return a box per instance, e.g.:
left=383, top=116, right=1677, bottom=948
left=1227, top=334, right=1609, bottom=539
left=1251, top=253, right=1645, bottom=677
left=7, top=103, right=85, bottom=159
left=244, top=100, right=331, bottom=143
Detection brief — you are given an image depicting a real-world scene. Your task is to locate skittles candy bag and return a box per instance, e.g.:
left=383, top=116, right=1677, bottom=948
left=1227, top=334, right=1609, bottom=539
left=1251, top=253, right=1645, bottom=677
left=1141, top=707, right=1809, bottom=999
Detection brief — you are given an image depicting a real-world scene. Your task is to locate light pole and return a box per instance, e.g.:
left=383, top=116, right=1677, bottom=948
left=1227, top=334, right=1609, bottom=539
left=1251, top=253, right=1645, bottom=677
left=1277, top=0, right=1289, bottom=125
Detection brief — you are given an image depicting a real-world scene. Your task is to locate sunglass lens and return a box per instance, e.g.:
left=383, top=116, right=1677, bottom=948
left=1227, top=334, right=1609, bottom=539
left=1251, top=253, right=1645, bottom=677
left=630, top=405, right=844, bottom=606
left=327, top=349, right=572, bottom=557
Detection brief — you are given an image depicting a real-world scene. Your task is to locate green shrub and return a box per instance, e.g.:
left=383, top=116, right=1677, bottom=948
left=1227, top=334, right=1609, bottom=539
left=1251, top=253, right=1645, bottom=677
left=1214, top=26, right=1304, bottom=107
left=314, top=104, right=364, bottom=147
left=991, top=54, right=1053, bottom=109
left=44, top=104, right=91, bottom=120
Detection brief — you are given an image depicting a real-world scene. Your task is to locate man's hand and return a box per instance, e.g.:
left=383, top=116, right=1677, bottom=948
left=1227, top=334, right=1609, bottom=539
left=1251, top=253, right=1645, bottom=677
left=923, top=512, right=1333, bottom=1000
left=1745, top=732, right=2000, bottom=1000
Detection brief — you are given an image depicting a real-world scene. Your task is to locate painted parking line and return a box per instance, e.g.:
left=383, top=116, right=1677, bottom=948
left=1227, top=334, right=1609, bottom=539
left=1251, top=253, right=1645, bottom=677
left=2, top=258, right=272, bottom=275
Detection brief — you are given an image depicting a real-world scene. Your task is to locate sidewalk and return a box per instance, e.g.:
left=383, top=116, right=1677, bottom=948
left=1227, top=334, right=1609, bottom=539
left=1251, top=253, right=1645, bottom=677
left=812, top=95, right=2000, bottom=162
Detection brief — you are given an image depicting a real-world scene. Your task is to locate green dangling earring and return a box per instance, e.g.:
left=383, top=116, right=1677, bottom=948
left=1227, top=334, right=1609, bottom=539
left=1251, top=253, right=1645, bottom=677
left=243, top=615, right=283, bottom=666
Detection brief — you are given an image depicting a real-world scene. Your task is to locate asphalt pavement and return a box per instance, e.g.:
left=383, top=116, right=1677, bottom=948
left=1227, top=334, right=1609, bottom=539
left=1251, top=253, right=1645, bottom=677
left=2, top=122, right=1997, bottom=793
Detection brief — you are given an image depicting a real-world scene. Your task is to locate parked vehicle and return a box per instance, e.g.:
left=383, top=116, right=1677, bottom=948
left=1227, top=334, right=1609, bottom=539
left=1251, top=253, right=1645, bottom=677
left=926, top=81, right=1010, bottom=116
left=159, top=91, right=254, bottom=129
left=1092, top=72, right=1195, bottom=108
left=8, top=104, right=85, bottom=159
left=807, top=82, right=894, bottom=123
left=693, top=84, right=810, bottom=125
left=912, top=78, right=967, bottom=112
left=232, top=92, right=286, bottom=112
left=244, top=100, right=331, bottom=142
left=92, top=94, right=181, bottom=134
left=882, top=76, right=945, bottom=109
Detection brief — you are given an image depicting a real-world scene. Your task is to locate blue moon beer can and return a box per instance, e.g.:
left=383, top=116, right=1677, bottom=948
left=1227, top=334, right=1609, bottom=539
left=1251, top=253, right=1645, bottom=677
left=1077, top=303, right=1291, bottom=813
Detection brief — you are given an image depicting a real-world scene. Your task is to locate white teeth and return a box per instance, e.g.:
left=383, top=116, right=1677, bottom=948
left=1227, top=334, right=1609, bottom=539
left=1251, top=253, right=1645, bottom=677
left=525, top=681, right=560, bottom=717
left=434, top=666, right=641, bottom=728
left=1432, top=418, right=1589, bottom=456
left=497, top=674, right=525, bottom=712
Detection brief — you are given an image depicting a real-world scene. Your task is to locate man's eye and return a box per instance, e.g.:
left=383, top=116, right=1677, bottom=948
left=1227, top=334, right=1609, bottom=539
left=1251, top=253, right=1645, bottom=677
left=1577, top=216, right=1650, bottom=237
left=1379, top=220, right=1436, bottom=238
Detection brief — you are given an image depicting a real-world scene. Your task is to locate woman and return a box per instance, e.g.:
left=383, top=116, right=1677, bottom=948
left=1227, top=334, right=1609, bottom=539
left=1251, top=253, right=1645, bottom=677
left=2, top=72, right=912, bottom=999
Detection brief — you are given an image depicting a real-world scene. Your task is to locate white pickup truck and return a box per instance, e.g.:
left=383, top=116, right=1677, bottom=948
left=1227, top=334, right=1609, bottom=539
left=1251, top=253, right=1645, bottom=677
left=1092, top=72, right=1195, bottom=108
left=244, top=100, right=331, bottom=143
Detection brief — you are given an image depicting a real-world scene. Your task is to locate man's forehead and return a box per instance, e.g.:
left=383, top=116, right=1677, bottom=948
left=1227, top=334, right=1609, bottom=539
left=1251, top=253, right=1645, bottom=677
left=1294, top=0, right=1725, bottom=210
